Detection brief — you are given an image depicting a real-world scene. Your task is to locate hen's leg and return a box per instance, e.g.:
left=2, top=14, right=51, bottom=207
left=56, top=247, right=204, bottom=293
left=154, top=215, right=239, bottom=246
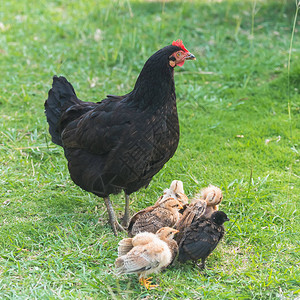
left=195, top=258, right=205, bottom=269
left=121, top=193, right=130, bottom=227
left=103, top=196, right=125, bottom=236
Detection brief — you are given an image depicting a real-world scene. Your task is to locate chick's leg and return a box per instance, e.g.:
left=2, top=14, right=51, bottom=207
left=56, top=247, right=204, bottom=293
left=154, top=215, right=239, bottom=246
left=121, top=193, right=130, bottom=227
left=139, top=277, right=158, bottom=290
left=103, top=196, right=125, bottom=236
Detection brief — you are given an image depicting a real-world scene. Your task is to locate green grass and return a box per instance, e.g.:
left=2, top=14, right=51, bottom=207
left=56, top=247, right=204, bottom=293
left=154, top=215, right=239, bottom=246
left=0, top=0, right=299, bottom=299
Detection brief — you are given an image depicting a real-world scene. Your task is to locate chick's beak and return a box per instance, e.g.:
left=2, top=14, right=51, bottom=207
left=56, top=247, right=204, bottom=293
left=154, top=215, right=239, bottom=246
left=173, top=230, right=180, bottom=234
left=185, top=52, right=196, bottom=60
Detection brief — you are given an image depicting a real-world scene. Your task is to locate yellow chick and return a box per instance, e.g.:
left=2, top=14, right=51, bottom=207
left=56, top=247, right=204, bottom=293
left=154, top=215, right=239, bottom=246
left=115, top=227, right=179, bottom=289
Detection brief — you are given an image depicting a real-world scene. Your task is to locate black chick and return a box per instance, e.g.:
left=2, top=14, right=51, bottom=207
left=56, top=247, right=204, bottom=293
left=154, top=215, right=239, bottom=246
left=177, top=211, right=229, bottom=269
left=44, top=40, right=195, bottom=235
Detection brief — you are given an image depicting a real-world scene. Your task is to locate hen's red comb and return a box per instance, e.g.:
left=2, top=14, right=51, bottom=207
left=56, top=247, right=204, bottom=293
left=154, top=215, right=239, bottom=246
left=172, top=40, right=188, bottom=52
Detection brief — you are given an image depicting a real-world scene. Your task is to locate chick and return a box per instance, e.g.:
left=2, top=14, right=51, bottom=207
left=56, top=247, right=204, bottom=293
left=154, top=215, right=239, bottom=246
left=177, top=211, right=229, bottom=269
left=176, top=185, right=223, bottom=235
left=155, top=180, right=189, bottom=206
left=175, top=199, right=207, bottom=243
left=192, top=184, right=223, bottom=213
left=115, top=227, right=179, bottom=289
left=128, top=198, right=183, bottom=237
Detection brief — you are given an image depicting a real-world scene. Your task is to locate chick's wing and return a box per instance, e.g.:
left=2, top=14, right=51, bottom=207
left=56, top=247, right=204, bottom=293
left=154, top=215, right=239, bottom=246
left=118, top=238, right=134, bottom=256
left=121, top=246, right=161, bottom=273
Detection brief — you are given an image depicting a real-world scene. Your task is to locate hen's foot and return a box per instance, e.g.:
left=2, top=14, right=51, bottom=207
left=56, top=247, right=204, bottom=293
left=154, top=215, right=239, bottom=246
left=195, top=259, right=205, bottom=270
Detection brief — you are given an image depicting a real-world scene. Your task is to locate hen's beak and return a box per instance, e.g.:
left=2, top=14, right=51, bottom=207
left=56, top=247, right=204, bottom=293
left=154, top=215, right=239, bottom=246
left=185, top=52, right=196, bottom=60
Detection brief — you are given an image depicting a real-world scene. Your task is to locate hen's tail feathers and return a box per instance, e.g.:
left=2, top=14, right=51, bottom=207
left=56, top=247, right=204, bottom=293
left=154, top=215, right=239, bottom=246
left=44, top=76, right=80, bottom=146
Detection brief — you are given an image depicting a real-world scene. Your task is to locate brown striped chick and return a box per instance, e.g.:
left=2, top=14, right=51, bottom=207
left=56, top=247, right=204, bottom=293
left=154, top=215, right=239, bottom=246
left=155, top=180, right=189, bottom=206
left=175, top=199, right=207, bottom=243
left=127, top=198, right=183, bottom=237
left=115, top=227, right=179, bottom=289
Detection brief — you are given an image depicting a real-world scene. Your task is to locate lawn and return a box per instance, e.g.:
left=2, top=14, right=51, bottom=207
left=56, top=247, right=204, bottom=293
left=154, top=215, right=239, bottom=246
left=0, top=0, right=299, bottom=299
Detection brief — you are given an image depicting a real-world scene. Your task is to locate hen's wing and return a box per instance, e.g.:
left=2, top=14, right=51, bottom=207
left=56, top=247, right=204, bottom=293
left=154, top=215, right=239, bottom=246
left=60, top=94, right=161, bottom=195
left=61, top=97, right=135, bottom=154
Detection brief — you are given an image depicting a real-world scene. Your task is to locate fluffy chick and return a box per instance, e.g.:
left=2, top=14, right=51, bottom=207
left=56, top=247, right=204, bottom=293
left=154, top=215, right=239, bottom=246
left=177, top=211, right=229, bottom=269
left=115, top=227, right=179, bottom=289
left=128, top=198, right=183, bottom=237
left=192, top=184, right=223, bottom=212
left=177, top=185, right=223, bottom=236
left=155, top=180, right=189, bottom=206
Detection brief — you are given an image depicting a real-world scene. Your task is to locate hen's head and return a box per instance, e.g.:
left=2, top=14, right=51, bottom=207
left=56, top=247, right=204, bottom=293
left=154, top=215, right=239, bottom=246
left=168, top=40, right=196, bottom=67
left=143, top=40, right=195, bottom=70
left=131, top=40, right=195, bottom=107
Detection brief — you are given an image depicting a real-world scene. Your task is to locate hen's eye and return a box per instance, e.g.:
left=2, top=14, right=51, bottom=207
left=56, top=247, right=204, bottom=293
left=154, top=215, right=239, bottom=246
left=176, top=52, right=182, bottom=58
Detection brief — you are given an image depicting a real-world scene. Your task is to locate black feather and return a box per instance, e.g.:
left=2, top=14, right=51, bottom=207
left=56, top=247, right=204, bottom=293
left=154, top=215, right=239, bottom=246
left=178, top=211, right=229, bottom=266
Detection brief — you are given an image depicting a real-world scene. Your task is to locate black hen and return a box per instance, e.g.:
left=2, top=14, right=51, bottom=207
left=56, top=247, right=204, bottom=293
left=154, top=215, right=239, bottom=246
left=177, top=211, right=229, bottom=269
left=44, top=40, right=195, bottom=235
